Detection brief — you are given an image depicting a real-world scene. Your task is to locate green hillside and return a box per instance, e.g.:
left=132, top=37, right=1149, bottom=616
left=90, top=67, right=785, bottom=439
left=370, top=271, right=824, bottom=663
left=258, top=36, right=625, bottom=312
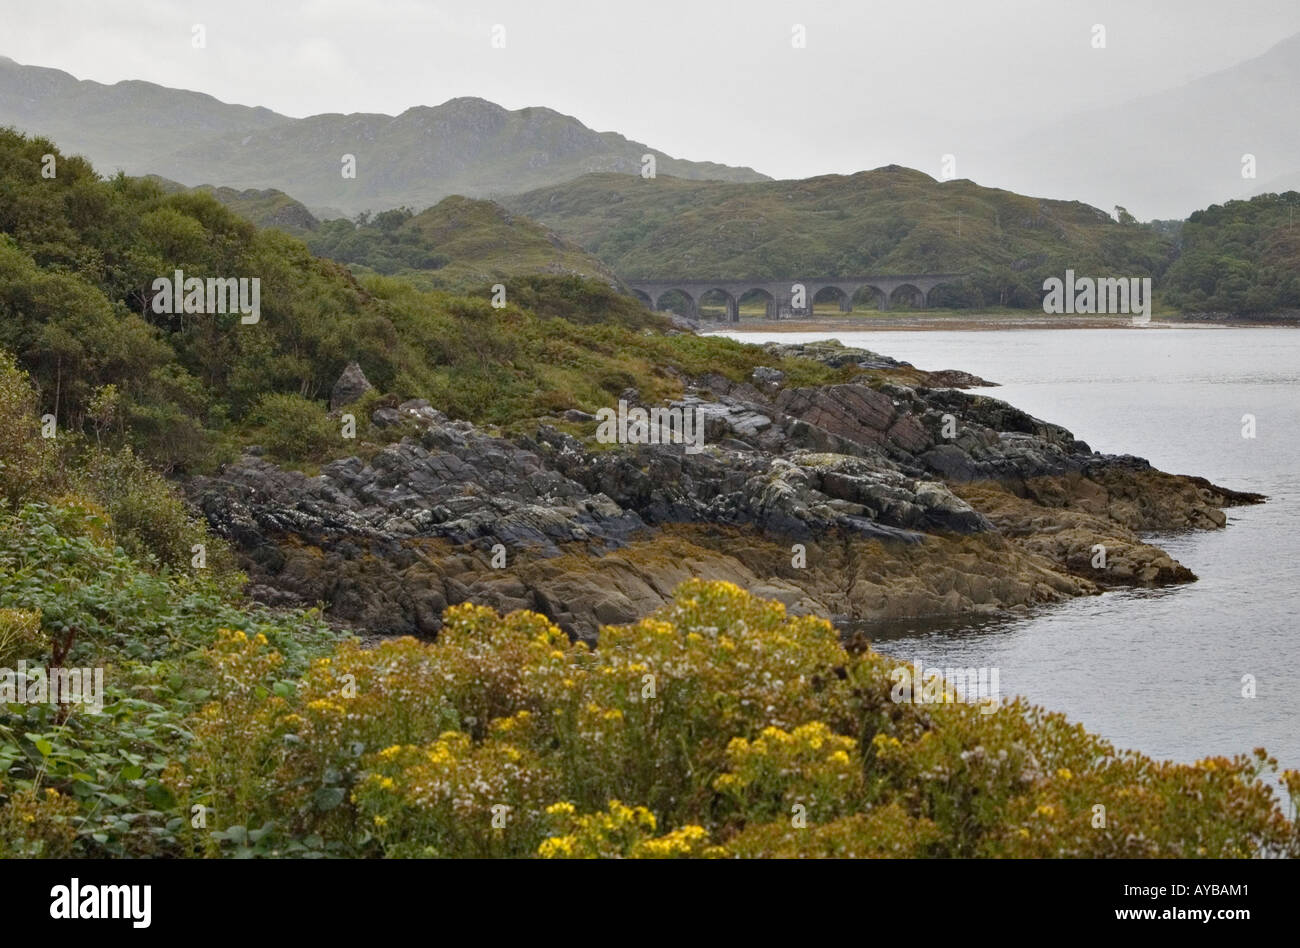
left=148, top=180, right=619, bottom=293
left=0, top=128, right=835, bottom=476
left=307, top=196, right=621, bottom=292
left=195, top=185, right=323, bottom=235
left=505, top=168, right=1177, bottom=308
left=1162, top=191, right=1300, bottom=313
left=2, top=127, right=1297, bottom=861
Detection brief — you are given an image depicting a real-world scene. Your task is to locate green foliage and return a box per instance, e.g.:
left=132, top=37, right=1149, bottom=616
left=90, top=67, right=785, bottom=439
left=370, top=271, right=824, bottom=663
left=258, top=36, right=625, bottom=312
left=305, top=195, right=615, bottom=293
left=0, top=351, right=238, bottom=583
left=504, top=169, right=1178, bottom=309
left=1162, top=192, right=1300, bottom=313
left=76, top=447, right=236, bottom=575
left=188, top=184, right=322, bottom=235
left=155, top=580, right=1300, bottom=858
left=0, top=502, right=271, bottom=662
left=0, top=349, right=59, bottom=505
left=362, top=275, right=847, bottom=431
left=485, top=274, right=657, bottom=327
left=247, top=392, right=338, bottom=464
left=1, top=497, right=1294, bottom=859
left=0, top=493, right=339, bottom=857
left=1, top=128, right=836, bottom=470
left=307, top=209, right=447, bottom=275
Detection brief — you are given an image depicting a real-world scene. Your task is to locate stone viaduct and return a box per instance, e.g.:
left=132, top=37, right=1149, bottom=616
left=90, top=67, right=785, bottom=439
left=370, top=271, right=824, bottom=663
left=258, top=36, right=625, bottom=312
left=626, top=274, right=965, bottom=320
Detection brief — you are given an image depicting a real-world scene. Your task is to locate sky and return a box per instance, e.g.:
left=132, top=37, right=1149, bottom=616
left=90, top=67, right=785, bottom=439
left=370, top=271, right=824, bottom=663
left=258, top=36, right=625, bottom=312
left=2, top=0, right=1299, bottom=182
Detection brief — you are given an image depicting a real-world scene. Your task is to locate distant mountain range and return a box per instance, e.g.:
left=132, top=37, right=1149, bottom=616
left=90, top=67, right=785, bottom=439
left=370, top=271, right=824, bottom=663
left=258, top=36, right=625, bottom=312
left=4, top=35, right=1297, bottom=223
left=0, top=56, right=767, bottom=216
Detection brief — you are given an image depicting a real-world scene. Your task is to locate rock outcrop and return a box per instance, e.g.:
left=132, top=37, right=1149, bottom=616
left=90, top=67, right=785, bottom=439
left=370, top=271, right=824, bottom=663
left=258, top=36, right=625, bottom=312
left=329, top=361, right=374, bottom=411
left=187, top=346, right=1262, bottom=642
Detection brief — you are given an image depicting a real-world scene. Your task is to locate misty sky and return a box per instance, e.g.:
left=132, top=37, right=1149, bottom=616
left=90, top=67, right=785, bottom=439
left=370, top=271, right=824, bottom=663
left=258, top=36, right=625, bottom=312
left=3, top=0, right=1299, bottom=182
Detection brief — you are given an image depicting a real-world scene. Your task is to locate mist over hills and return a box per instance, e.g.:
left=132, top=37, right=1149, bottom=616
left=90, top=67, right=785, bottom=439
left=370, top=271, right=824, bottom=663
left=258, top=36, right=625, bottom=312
left=0, top=56, right=767, bottom=215
left=0, top=55, right=288, bottom=164
left=4, top=32, right=1297, bottom=224
left=954, top=31, right=1300, bottom=220
left=10, top=46, right=1292, bottom=313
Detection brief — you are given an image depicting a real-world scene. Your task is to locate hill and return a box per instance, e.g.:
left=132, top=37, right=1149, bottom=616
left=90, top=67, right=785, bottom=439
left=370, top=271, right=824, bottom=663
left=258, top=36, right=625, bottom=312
left=306, top=196, right=621, bottom=292
left=0, top=127, right=825, bottom=475
left=0, top=55, right=289, bottom=169
left=505, top=167, right=1175, bottom=307
left=139, top=178, right=325, bottom=234
left=0, top=58, right=768, bottom=215
left=140, top=179, right=618, bottom=292
left=1162, top=191, right=1300, bottom=313
left=195, top=185, right=324, bottom=234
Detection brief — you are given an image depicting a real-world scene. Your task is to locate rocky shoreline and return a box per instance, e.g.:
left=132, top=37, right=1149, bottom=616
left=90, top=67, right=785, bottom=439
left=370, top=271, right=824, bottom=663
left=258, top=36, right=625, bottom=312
left=186, top=342, right=1263, bottom=642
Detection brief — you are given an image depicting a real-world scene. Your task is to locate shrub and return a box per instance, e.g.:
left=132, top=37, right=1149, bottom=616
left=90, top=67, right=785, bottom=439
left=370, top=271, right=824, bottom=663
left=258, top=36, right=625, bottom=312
left=153, top=580, right=1300, bottom=859
left=0, top=787, right=80, bottom=857
left=0, top=607, right=46, bottom=666
left=78, top=446, right=237, bottom=578
left=713, top=722, right=863, bottom=826
left=0, top=350, right=58, bottom=506
left=722, top=805, right=941, bottom=858
left=354, top=734, right=555, bottom=857
left=248, top=392, right=337, bottom=464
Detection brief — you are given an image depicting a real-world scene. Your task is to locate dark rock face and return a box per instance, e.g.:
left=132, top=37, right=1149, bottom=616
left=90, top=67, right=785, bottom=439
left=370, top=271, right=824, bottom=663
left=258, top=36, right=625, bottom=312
left=925, top=369, right=999, bottom=389
left=330, top=361, right=374, bottom=411
left=187, top=352, right=1257, bottom=641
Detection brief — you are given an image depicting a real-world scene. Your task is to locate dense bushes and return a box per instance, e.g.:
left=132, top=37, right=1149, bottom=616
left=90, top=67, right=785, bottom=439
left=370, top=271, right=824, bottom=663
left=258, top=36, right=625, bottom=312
left=307, top=210, right=450, bottom=275
left=0, top=350, right=58, bottom=505
left=247, top=392, right=338, bottom=464
left=0, top=352, right=235, bottom=577
left=1, top=473, right=1296, bottom=858
left=1163, top=192, right=1300, bottom=313
left=155, top=582, right=1300, bottom=857
left=0, top=128, right=851, bottom=470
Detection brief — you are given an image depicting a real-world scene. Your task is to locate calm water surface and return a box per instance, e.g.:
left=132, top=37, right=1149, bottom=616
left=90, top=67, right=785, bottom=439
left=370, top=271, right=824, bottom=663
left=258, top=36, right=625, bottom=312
left=714, top=327, right=1300, bottom=774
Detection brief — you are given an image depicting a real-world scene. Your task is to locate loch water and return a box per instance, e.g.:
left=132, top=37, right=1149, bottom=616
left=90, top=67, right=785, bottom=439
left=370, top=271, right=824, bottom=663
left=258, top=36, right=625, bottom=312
left=714, top=326, right=1300, bottom=776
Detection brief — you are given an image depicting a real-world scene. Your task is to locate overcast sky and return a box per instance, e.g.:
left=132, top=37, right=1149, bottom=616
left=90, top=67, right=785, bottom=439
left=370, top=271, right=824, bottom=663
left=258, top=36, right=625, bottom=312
left=3, top=0, right=1298, bottom=181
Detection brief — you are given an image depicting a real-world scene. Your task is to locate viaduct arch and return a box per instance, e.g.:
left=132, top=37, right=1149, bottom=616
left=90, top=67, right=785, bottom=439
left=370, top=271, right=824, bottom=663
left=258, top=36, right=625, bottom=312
left=626, top=274, right=965, bottom=321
